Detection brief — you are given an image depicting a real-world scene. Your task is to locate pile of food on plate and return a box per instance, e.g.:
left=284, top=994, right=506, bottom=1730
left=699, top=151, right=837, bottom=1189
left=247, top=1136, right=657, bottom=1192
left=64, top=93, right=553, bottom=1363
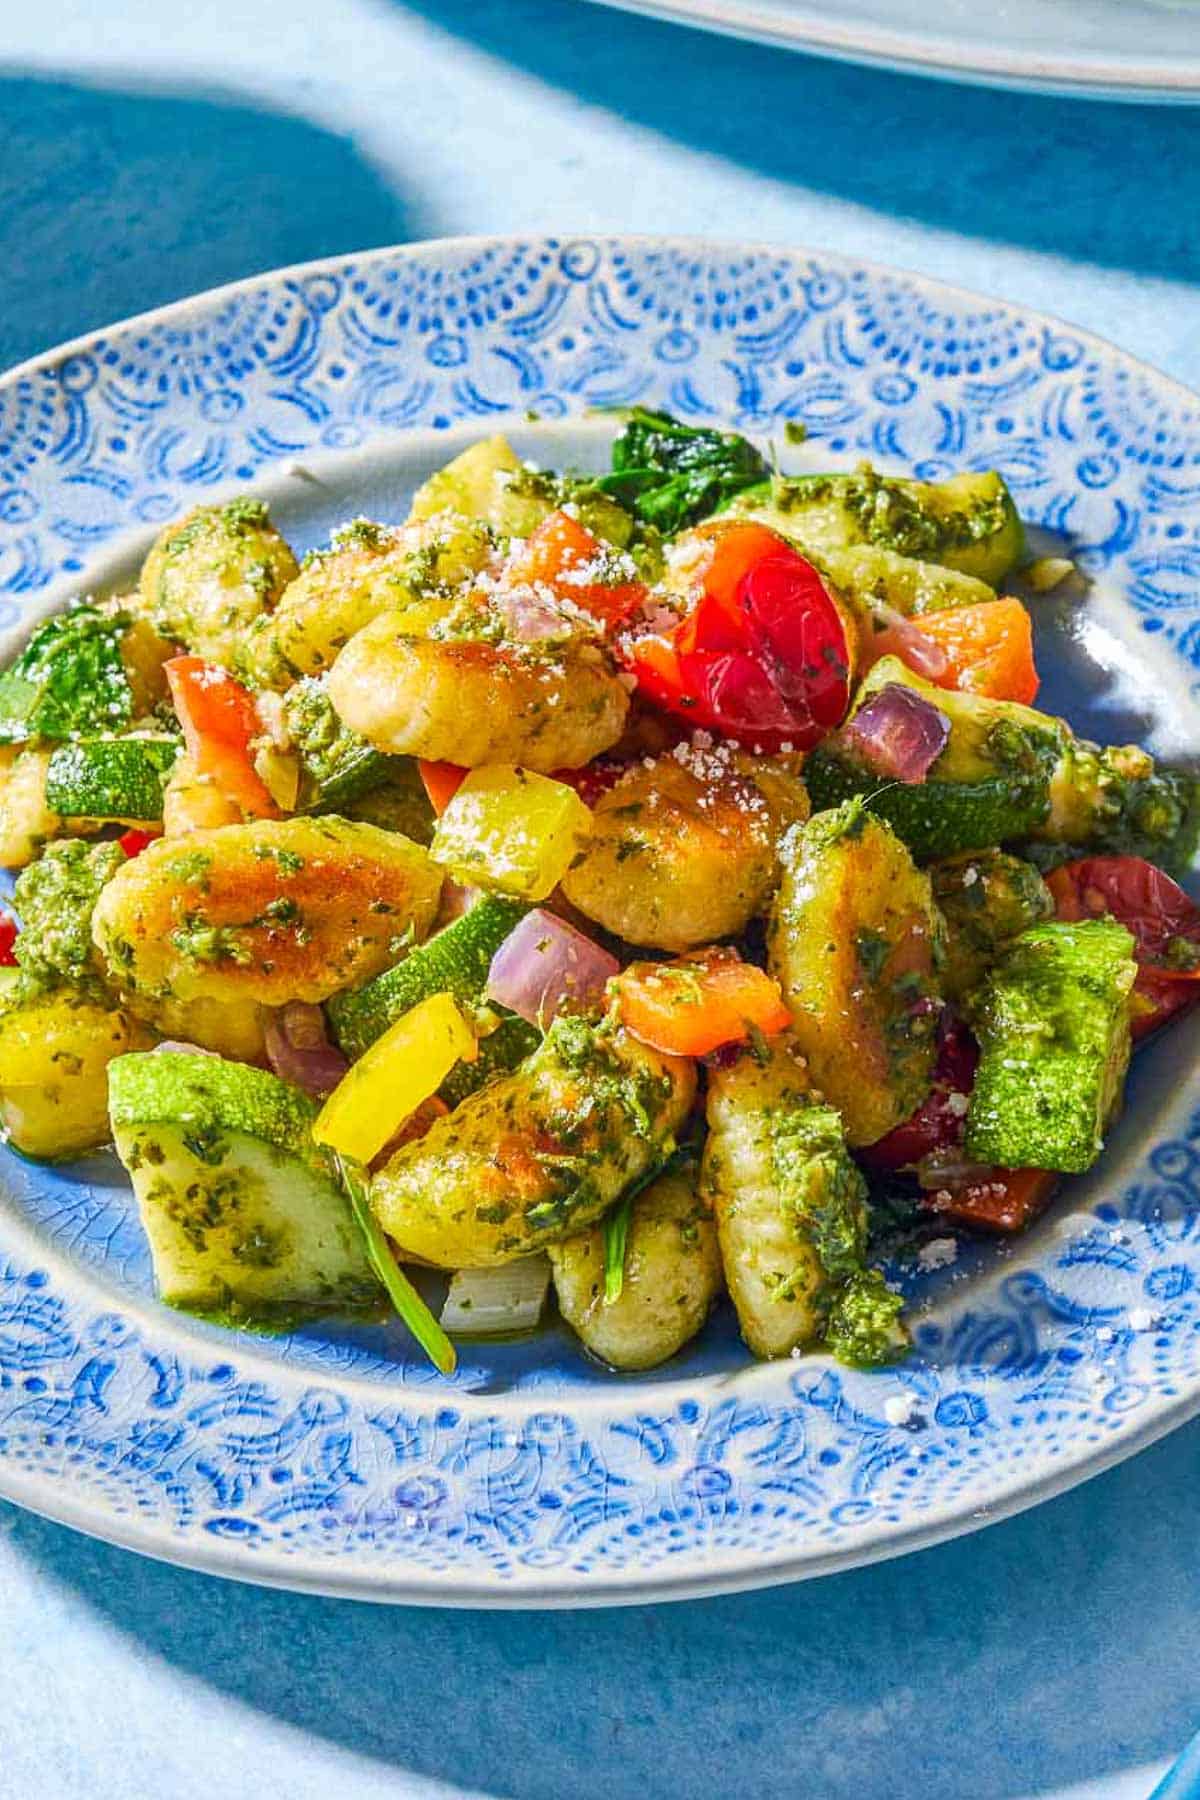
left=0, top=409, right=1194, bottom=1376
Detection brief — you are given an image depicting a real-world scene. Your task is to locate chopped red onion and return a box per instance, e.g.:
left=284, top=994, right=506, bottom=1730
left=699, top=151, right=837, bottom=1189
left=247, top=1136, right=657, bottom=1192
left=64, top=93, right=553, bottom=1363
left=841, top=683, right=951, bottom=785
left=860, top=603, right=951, bottom=682
left=264, top=1001, right=349, bottom=1098
left=437, top=880, right=479, bottom=926
left=486, top=908, right=619, bottom=1027
left=152, top=1040, right=220, bottom=1058
left=495, top=586, right=570, bottom=643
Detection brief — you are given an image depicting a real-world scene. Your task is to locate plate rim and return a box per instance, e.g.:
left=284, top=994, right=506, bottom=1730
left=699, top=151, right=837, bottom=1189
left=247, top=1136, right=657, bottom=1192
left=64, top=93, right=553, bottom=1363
left=3, top=230, right=1200, bottom=1607
left=576, top=0, right=1200, bottom=98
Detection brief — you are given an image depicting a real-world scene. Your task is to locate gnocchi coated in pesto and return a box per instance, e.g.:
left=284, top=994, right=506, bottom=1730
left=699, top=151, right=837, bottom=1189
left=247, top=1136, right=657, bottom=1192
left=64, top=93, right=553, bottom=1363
left=0, top=410, right=1193, bottom=1377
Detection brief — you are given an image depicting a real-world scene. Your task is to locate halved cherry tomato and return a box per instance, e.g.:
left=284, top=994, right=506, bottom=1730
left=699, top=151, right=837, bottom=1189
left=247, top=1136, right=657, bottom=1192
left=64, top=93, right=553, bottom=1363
left=860, top=1017, right=979, bottom=1173
left=165, top=657, right=279, bottom=820
left=1047, top=855, right=1200, bottom=1039
left=504, top=509, right=645, bottom=630
left=118, top=828, right=161, bottom=859
left=614, top=946, right=791, bottom=1057
left=862, top=1016, right=1057, bottom=1233
left=418, top=759, right=468, bottom=817
left=925, top=1167, right=1059, bottom=1233
left=0, top=912, right=18, bottom=967
left=919, top=597, right=1039, bottom=705
left=625, top=522, right=851, bottom=753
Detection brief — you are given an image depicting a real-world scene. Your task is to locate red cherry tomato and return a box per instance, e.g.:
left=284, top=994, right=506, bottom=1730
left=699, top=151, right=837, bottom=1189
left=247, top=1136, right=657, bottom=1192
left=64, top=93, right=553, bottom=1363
left=551, top=758, right=629, bottom=808
left=625, top=522, right=851, bottom=752
left=1046, top=855, right=1200, bottom=1039
left=925, top=1168, right=1059, bottom=1234
left=0, top=911, right=18, bottom=967
left=118, top=828, right=160, bottom=859
left=860, top=1017, right=979, bottom=1173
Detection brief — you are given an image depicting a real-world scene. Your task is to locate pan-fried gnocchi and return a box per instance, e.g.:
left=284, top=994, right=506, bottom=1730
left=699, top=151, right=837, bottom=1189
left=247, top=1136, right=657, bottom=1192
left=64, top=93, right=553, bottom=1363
left=327, top=611, right=629, bottom=770
left=561, top=745, right=807, bottom=950
left=1, top=411, right=1165, bottom=1377
left=371, top=1018, right=695, bottom=1268
left=92, top=816, right=442, bottom=1007
left=548, top=1164, right=721, bottom=1368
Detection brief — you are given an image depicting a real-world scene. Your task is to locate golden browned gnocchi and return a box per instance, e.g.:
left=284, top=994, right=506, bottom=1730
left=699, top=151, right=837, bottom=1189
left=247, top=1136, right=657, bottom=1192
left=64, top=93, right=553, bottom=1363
left=768, top=800, right=943, bottom=1146
left=0, top=749, right=64, bottom=869
left=239, top=516, right=495, bottom=690
left=138, top=497, right=298, bottom=663
left=561, top=745, right=807, bottom=950
left=327, top=613, right=629, bottom=771
left=92, top=816, right=441, bottom=1008
left=548, top=1165, right=721, bottom=1369
left=702, top=1038, right=871, bottom=1359
left=370, top=1017, right=695, bottom=1268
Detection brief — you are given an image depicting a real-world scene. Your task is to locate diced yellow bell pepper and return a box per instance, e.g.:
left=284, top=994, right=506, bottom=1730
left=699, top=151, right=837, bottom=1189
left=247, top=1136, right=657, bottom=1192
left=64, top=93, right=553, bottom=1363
left=430, top=766, right=592, bottom=902
left=313, top=992, right=476, bottom=1165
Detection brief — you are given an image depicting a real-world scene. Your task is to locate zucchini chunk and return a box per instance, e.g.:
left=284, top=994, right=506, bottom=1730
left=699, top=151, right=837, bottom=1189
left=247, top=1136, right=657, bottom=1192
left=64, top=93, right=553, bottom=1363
left=92, top=816, right=442, bottom=1008
left=964, top=919, right=1137, bottom=1174
left=930, top=849, right=1054, bottom=1001
left=328, top=894, right=529, bottom=1059
left=0, top=605, right=160, bottom=747
left=731, top=465, right=1024, bottom=585
left=701, top=1038, right=904, bottom=1364
left=548, top=1165, right=721, bottom=1370
left=768, top=799, right=943, bottom=1146
left=281, top=677, right=393, bottom=814
left=45, top=736, right=181, bottom=824
left=370, top=1017, right=695, bottom=1268
left=138, top=497, right=298, bottom=664
left=804, top=657, right=1063, bottom=859
left=815, top=543, right=997, bottom=619
left=0, top=992, right=153, bottom=1159
left=339, top=762, right=435, bottom=844
left=109, top=1052, right=382, bottom=1326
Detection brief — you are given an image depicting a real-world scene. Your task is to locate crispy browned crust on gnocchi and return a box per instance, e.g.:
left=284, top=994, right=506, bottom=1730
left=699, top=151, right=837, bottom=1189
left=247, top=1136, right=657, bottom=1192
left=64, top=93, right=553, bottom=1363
left=767, top=803, right=943, bottom=1146
left=370, top=1019, right=696, bottom=1268
left=92, top=816, right=442, bottom=1007
left=561, top=748, right=808, bottom=950
left=327, top=614, right=629, bottom=771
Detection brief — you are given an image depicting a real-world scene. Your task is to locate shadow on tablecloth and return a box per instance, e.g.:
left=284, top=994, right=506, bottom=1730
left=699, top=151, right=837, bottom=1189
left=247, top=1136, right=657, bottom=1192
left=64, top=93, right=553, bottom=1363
left=0, top=74, right=409, bottom=370
left=6, top=1414, right=1200, bottom=1800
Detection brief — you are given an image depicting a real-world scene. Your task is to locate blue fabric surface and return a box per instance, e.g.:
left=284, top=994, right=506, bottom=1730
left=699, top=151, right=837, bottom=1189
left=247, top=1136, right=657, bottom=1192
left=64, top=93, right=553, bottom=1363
left=0, top=2, right=1197, bottom=1793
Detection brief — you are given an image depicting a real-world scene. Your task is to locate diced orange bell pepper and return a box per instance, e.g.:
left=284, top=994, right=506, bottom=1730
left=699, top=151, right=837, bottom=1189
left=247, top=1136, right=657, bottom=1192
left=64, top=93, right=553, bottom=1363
left=919, top=597, right=1039, bottom=706
left=418, top=759, right=468, bottom=817
left=614, top=947, right=792, bottom=1057
left=504, top=509, right=644, bottom=629
left=165, top=657, right=279, bottom=820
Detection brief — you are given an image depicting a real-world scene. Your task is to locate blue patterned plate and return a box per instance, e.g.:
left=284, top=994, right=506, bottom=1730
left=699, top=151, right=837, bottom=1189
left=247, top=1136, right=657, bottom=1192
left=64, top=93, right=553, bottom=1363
left=1, top=236, right=1198, bottom=1606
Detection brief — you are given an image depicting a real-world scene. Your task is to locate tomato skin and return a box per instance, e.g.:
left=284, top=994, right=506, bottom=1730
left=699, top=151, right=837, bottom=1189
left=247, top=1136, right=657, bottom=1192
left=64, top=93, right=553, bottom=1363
left=925, top=1167, right=1058, bottom=1233
left=0, top=912, right=17, bottom=968
left=860, top=1018, right=979, bottom=1172
left=418, top=759, right=468, bottom=817
left=551, top=758, right=628, bottom=808
left=118, top=828, right=160, bottom=859
left=861, top=1015, right=1057, bottom=1234
left=504, top=510, right=644, bottom=629
left=626, top=523, right=851, bottom=752
left=1047, top=855, right=1200, bottom=1039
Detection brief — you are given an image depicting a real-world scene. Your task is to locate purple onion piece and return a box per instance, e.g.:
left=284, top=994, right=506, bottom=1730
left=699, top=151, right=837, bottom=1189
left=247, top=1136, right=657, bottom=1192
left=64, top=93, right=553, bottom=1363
left=264, top=1002, right=349, bottom=1099
left=487, top=908, right=620, bottom=1027
left=840, top=683, right=951, bottom=785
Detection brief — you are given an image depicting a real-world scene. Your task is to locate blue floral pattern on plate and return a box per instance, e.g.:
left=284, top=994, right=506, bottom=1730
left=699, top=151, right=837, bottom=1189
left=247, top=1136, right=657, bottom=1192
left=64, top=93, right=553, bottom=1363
left=0, top=236, right=1198, bottom=1604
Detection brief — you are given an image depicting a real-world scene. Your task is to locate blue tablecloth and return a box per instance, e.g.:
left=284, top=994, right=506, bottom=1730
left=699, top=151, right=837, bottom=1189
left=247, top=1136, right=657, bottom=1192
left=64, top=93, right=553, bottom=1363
left=1, top=4, right=1197, bottom=1793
